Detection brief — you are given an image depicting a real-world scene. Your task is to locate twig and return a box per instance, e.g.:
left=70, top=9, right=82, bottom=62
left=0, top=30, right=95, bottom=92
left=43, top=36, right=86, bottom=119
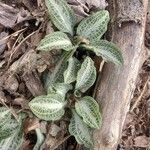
left=130, top=77, right=149, bottom=112
left=51, top=135, right=71, bottom=150
left=7, top=30, right=37, bottom=67
left=0, top=28, right=27, bottom=42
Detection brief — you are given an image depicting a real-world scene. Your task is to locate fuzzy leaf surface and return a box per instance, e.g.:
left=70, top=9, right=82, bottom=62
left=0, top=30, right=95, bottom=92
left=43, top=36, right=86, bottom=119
left=75, top=96, right=102, bottom=128
left=75, top=57, right=96, bottom=92
left=81, top=40, right=123, bottom=65
left=64, top=57, right=80, bottom=84
left=37, top=32, right=73, bottom=51
left=29, top=94, right=66, bottom=121
left=69, top=110, right=93, bottom=148
left=77, top=10, right=109, bottom=42
left=45, top=0, right=76, bottom=35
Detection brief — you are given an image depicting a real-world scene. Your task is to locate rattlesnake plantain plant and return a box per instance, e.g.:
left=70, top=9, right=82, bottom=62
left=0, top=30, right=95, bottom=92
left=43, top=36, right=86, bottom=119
left=0, top=107, right=24, bottom=150
left=28, top=0, right=123, bottom=148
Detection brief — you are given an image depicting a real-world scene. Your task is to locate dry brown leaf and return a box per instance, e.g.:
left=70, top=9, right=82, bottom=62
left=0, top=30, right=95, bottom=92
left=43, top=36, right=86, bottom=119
left=80, top=0, right=108, bottom=10
left=134, top=136, right=150, bottom=147
left=23, top=118, right=40, bottom=134
left=49, top=123, right=61, bottom=137
left=9, top=50, right=37, bottom=73
left=22, top=71, right=45, bottom=96
left=67, top=0, right=108, bottom=23
left=4, top=75, right=19, bottom=92
left=19, top=140, right=30, bottom=150
left=0, top=2, right=32, bottom=28
left=13, top=97, right=29, bottom=109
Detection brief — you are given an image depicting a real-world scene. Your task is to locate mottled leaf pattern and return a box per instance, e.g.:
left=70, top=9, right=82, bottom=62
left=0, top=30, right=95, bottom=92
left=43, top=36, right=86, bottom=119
left=37, top=32, right=73, bottom=51
left=75, top=57, right=96, bottom=92
left=29, top=94, right=66, bottom=121
left=0, top=124, right=23, bottom=150
left=0, top=107, right=20, bottom=141
left=75, top=96, right=102, bottom=128
left=45, top=0, right=76, bottom=35
left=44, top=51, right=75, bottom=89
left=77, top=10, right=109, bottom=42
left=48, top=83, right=72, bottom=97
left=0, top=119, right=19, bottom=141
left=64, top=57, right=80, bottom=84
left=81, top=40, right=123, bottom=65
left=69, top=110, right=93, bottom=148
left=0, top=107, right=11, bottom=127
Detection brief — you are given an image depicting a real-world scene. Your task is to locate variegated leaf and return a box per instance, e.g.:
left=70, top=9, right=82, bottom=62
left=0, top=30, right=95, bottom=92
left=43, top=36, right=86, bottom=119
left=0, top=118, right=19, bottom=141
left=0, top=107, right=20, bottom=141
left=69, top=110, right=93, bottom=148
left=45, top=0, right=76, bottom=35
left=64, top=57, right=80, bottom=84
left=29, top=94, right=66, bottom=121
left=75, top=96, right=102, bottom=128
left=81, top=40, right=123, bottom=65
left=43, top=51, right=75, bottom=89
left=77, top=10, right=110, bottom=42
left=37, top=32, right=73, bottom=51
left=48, top=83, right=72, bottom=97
left=0, top=107, right=11, bottom=127
left=0, top=124, right=23, bottom=150
left=75, top=57, right=96, bottom=93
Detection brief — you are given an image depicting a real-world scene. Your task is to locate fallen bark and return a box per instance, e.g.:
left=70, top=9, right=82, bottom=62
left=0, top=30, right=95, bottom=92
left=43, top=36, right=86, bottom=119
left=93, top=0, right=149, bottom=149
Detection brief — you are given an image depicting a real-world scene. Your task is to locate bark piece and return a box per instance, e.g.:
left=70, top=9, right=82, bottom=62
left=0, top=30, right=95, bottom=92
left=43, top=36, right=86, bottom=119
left=0, top=31, right=8, bottom=55
left=0, top=2, right=18, bottom=27
left=9, top=50, right=38, bottom=73
left=23, top=71, right=45, bottom=97
left=134, top=136, right=150, bottom=147
left=4, top=75, right=19, bottom=92
left=0, top=2, right=32, bottom=28
left=93, top=0, right=149, bottom=149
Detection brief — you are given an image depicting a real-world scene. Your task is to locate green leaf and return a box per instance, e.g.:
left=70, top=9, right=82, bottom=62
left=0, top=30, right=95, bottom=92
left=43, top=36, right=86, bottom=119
left=77, top=10, right=110, bottom=42
left=64, top=57, right=81, bottom=84
left=0, top=122, right=23, bottom=150
left=43, top=50, right=75, bottom=89
left=33, top=128, right=44, bottom=150
left=29, top=94, right=66, bottom=121
left=81, top=40, right=123, bottom=65
left=45, top=0, right=76, bottom=35
left=37, top=31, right=73, bottom=51
left=75, top=96, right=102, bottom=128
left=75, top=57, right=96, bottom=93
left=48, top=83, right=72, bottom=97
left=0, top=119, right=19, bottom=141
left=0, top=107, right=11, bottom=127
left=0, top=107, right=21, bottom=141
left=69, top=110, right=93, bottom=148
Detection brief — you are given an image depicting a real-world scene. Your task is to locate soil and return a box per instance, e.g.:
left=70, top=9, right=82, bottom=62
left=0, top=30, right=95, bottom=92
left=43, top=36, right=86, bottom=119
left=0, top=0, right=149, bottom=150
